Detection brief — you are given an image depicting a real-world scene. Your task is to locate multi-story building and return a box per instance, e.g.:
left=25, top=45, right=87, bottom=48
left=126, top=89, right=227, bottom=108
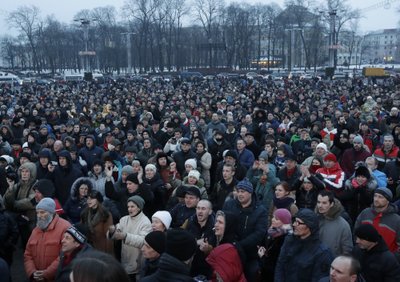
left=362, top=29, right=400, bottom=64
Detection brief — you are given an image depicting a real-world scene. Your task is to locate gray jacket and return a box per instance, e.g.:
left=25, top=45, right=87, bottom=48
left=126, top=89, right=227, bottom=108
left=316, top=199, right=353, bottom=256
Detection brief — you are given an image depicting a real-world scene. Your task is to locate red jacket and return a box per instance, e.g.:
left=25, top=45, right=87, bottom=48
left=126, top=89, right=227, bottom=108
left=373, top=145, right=399, bottom=169
left=24, top=215, right=71, bottom=281
left=316, top=163, right=345, bottom=191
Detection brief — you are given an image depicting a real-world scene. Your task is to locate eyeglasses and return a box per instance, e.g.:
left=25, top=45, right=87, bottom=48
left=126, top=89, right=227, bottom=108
left=293, top=219, right=307, bottom=225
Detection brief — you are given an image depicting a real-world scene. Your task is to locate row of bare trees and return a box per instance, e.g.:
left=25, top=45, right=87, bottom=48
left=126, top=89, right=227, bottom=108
left=1, top=0, right=361, bottom=73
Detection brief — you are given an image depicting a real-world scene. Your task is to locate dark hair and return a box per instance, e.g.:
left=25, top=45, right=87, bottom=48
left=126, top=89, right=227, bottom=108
left=71, top=251, right=129, bottom=282
left=275, top=181, right=290, bottom=192
left=318, top=190, right=335, bottom=204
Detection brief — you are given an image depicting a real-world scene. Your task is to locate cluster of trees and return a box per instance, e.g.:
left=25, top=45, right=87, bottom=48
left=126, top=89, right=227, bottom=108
left=1, top=0, right=360, bottom=73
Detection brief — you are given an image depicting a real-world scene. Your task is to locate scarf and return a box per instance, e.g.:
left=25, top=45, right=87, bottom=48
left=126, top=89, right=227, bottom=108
left=272, top=195, right=295, bottom=209
left=351, top=178, right=367, bottom=189
left=267, top=226, right=289, bottom=238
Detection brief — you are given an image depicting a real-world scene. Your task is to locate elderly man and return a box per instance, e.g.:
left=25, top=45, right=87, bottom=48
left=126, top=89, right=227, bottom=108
left=24, top=198, right=71, bottom=281
left=275, top=208, right=333, bottom=282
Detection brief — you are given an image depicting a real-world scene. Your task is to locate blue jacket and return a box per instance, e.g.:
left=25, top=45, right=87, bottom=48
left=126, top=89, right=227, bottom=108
left=236, top=148, right=255, bottom=169
left=223, top=195, right=268, bottom=260
left=78, top=140, right=104, bottom=170
left=274, top=232, right=333, bottom=282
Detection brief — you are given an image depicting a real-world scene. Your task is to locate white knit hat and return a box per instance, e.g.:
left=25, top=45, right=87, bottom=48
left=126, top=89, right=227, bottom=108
left=316, top=143, right=328, bottom=151
left=188, top=170, right=201, bottom=181
left=184, top=159, right=197, bottom=169
left=152, top=211, right=172, bottom=230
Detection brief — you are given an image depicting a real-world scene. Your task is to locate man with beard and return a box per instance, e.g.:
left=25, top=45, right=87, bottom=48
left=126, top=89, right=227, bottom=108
left=24, top=198, right=71, bottom=281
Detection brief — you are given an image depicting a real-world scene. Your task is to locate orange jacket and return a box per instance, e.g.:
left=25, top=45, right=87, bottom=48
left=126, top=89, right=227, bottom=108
left=24, top=215, right=71, bottom=281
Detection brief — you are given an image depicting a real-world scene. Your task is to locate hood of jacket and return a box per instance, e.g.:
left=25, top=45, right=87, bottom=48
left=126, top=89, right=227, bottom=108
left=18, top=161, right=37, bottom=183
left=70, top=177, right=95, bottom=200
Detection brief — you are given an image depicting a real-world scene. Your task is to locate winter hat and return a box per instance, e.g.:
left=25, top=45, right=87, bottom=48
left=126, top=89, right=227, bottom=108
left=324, top=153, right=337, bottom=162
left=88, top=190, right=104, bottom=203
left=188, top=170, right=201, bottom=181
left=374, top=187, right=393, bottom=201
left=355, top=224, right=381, bottom=242
left=258, top=151, right=269, bottom=161
left=0, top=155, right=14, bottom=165
left=127, top=195, right=145, bottom=210
left=165, top=229, right=197, bottom=261
left=236, top=178, right=253, bottom=194
left=33, top=179, right=55, bottom=198
left=224, top=150, right=238, bottom=160
left=355, top=166, right=370, bottom=179
left=145, top=164, right=157, bottom=172
left=66, top=223, right=87, bottom=244
left=121, top=165, right=134, bottom=175
left=126, top=173, right=139, bottom=184
left=152, top=211, right=172, bottom=230
left=36, top=198, right=56, bottom=214
left=295, top=208, right=319, bottom=234
left=184, top=159, right=197, bottom=169
left=274, top=208, right=292, bottom=225
left=145, top=231, right=166, bottom=254
left=316, top=143, right=328, bottom=151
left=38, top=149, right=52, bottom=159
left=353, top=135, right=364, bottom=144
left=180, top=138, right=191, bottom=144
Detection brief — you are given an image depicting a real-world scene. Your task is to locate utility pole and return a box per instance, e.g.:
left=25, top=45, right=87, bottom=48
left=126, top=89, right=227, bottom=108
left=75, top=18, right=97, bottom=73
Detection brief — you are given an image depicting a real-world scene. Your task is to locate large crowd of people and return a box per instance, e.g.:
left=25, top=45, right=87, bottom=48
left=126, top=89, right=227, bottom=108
left=1, top=73, right=400, bottom=281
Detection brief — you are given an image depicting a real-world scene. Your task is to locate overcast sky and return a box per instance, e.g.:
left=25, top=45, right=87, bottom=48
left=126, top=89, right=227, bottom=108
left=0, top=0, right=398, bottom=36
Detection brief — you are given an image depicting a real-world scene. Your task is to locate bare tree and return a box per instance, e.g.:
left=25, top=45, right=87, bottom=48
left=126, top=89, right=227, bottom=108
left=8, top=5, right=41, bottom=72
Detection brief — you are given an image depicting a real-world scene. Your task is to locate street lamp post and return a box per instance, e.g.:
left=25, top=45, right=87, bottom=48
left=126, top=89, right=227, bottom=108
left=328, top=10, right=337, bottom=69
left=74, top=18, right=97, bottom=73
left=121, top=32, right=136, bottom=74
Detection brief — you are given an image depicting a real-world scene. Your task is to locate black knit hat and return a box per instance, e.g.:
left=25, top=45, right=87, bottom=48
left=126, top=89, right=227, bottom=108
left=165, top=229, right=197, bottom=261
left=355, top=165, right=370, bottom=179
left=33, top=179, right=55, bottom=198
left=225, top=150, right=238, bottom=160
left=355, top=224, right=381, bottom=242
left=66, top=223, right=88, bottom=244
left=145, top=231, right=166, bottom=254
left=126, top=173, right=139, bottom=184
left=295, top=208, right=319, bottom=234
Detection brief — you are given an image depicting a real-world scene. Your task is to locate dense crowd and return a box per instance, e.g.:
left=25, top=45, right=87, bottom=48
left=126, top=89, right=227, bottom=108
left=1, top=73, right=400, bottom=282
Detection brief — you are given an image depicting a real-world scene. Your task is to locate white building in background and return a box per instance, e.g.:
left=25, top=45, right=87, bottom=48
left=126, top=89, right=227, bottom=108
left=362, top=29, right=400, bottom=64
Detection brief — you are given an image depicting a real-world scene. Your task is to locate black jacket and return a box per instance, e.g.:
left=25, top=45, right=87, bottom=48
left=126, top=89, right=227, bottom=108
left=352, top=238, right=400, bottom=282
left=140, top=253, right=194, bottom=282
left=223, top=195, right=268, bottom=261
